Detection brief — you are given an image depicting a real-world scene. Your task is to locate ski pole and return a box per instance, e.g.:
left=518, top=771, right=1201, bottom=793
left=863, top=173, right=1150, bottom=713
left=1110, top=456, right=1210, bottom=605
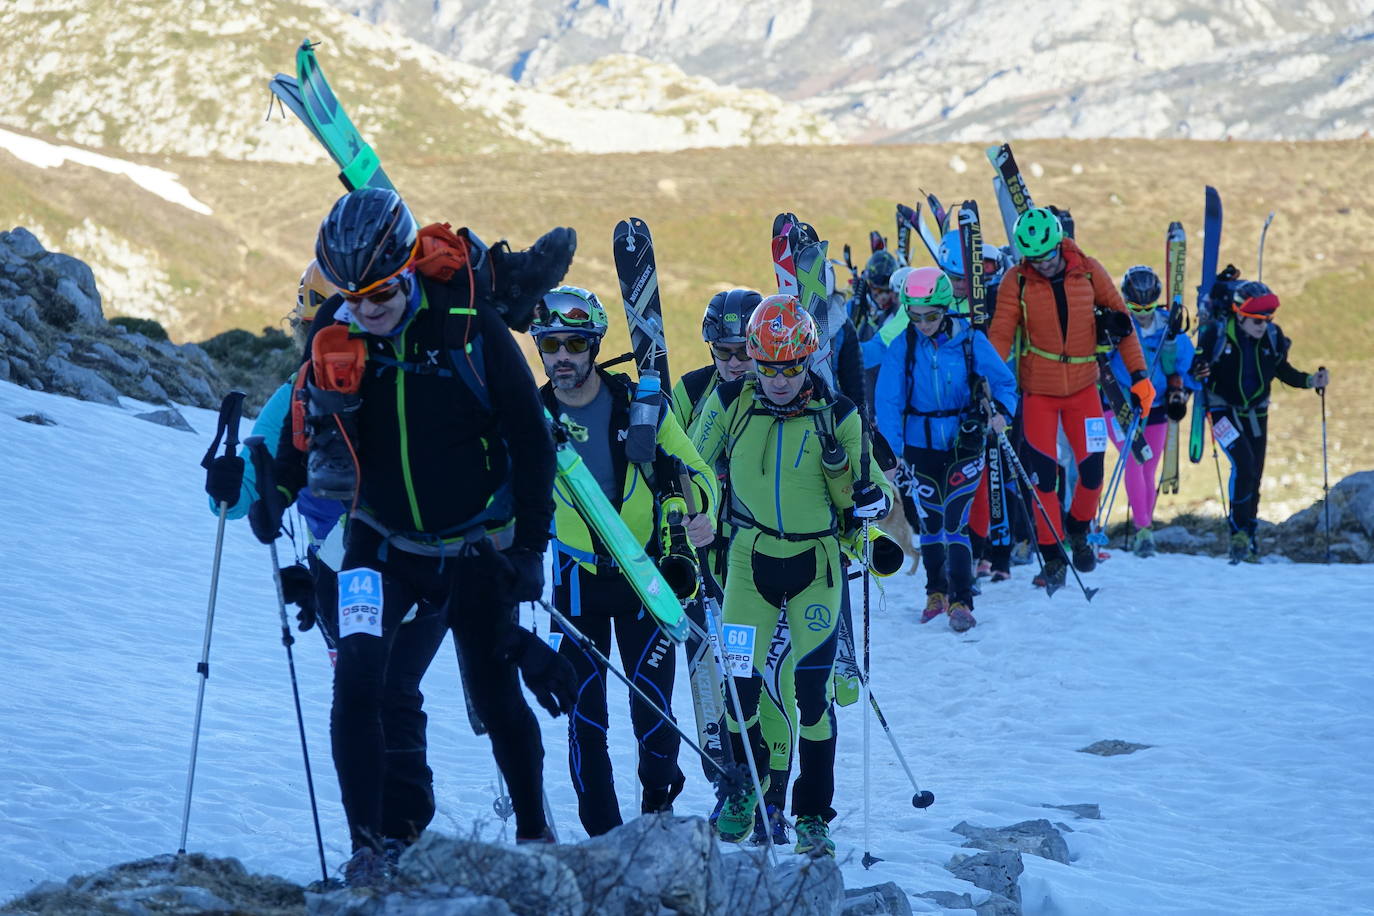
left=538, top=600, right=739, bottom=788
left=1093, top=407, right=1143, bottom=546
left=246, top=437, right=328, bottom=883
left=179, top=390, right=246, bottom=855
left=855, top=427, right=875, bottom=869
left=996, top=431, right=1099, bottom=601
left=866, top=685, right=935, bottom=810
left=1257, top=211, right=1275, bottom=282
left=1318, top=368, right=1331, bottom=564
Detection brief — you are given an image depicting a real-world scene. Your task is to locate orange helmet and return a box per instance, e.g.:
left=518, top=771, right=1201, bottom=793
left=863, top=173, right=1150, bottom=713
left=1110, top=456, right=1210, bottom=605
left=296, top=259, right=338, bottom=325
left=746, top=294, right=819, bottom=363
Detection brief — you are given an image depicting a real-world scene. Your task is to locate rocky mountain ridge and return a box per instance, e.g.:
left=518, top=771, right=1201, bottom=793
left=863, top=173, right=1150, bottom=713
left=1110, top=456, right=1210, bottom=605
left=330, top=0, right=1374, bottom=142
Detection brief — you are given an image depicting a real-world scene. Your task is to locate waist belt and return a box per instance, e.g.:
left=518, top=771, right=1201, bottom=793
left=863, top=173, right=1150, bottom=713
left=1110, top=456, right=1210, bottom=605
left=552, top=539, right=619, bottom=572
left=1023, top=342, right=1096, bottom=364
left=730, top=513, right=836, bottom=543
left=353, top=509, right=512, bottom=557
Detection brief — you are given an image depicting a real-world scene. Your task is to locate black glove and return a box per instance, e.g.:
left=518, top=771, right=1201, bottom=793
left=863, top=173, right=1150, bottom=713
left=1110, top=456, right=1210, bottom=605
left=497, top=546, right=546, bottom=604
left=490, top=227, right=577, bottom=332
left=278, top=563, right=318, bottom=631
left=851, top=482, right=889, bottom=520
left=502, top=627, right=576, bottom=717
left=205, top=454, right=244, bottom=507
left=248, top=487, right=287, bottom=544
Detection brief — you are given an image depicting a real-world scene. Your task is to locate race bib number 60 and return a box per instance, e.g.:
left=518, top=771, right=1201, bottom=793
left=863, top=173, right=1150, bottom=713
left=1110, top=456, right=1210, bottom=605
left=722, top=623, right=757, bottom=678
left=338, top=568, right=384, bottom=638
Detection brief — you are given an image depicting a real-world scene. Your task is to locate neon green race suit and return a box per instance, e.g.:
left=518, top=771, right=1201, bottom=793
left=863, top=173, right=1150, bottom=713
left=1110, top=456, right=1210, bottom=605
left=690, top=373, right=890, bottom=819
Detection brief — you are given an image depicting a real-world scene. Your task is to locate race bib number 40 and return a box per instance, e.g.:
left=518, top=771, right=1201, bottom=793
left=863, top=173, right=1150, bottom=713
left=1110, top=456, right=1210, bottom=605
left=1085, top=417, right=1109, bottom=453
left=338, top=568, right=384, bottom=638
left=722, top=623, right=757, bottom=678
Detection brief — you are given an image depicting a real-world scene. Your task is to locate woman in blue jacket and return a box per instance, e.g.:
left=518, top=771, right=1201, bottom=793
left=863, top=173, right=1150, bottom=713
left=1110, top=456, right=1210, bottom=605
left=1105, top=266, right=1200, bottom=557
left=876, top=268, right=1017, bottom=632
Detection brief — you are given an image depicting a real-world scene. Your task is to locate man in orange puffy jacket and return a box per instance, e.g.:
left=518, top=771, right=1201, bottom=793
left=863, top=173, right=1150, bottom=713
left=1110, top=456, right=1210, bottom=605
left=987, top=208, right=1154, bottom=588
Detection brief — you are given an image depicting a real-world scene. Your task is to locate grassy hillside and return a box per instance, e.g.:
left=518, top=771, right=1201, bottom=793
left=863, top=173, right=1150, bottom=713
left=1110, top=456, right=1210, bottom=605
left=4, top=136, right=1369, bottom=522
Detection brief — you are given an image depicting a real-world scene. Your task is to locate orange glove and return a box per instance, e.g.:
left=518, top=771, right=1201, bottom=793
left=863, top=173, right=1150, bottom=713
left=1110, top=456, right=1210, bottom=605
left=1129, top=375, right=1156, bottom=412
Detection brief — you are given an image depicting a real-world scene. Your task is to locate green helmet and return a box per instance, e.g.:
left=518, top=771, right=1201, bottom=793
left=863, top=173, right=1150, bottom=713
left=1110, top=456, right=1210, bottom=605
left=530, top=286, right=609, bottom=338
left=896, top=266, right=955, bottom=311
left=1013, top=207, right=1064, bottom=259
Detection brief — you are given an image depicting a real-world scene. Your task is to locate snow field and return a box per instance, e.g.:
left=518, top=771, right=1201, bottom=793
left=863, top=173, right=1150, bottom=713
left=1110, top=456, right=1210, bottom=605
left=0, top=379, right=1370, bottom=913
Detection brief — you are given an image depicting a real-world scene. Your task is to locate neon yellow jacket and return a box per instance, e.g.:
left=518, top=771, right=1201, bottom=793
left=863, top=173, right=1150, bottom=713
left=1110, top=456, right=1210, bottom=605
left=543, top=370, right=716, bottom=574
left=689, top=375, right=890, bottom=540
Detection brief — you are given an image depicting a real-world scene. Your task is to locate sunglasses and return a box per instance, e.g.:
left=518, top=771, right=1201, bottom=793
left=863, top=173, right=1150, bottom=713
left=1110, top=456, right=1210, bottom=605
left=537, top=335, right=593, bottom=354
left=343, top=278, right=403, bottom=305
left=710, top=344, right=750, bottom=362
left=907, top=309, right=944, bottom=325
left=755, top=361, right=807, bottom=379
left=1027, top=248, right=1060, bottom=263
left=1239, top=312, right=1274, bottom=324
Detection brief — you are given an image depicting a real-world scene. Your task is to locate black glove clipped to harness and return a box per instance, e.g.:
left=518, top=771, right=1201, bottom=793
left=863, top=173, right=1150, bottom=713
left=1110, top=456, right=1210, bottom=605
left=278, top=562, right=318, bottom=631
left=501, top=627, right=576, bottom=717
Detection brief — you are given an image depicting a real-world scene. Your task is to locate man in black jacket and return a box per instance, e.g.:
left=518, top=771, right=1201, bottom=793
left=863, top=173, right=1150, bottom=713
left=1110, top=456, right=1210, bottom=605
left=1194, top=281, right=1329, bottom=563
left=259, top=188, right=578, bottom=885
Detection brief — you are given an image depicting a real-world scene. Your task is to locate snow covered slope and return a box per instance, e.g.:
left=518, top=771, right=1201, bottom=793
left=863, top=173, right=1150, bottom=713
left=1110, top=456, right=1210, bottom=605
left=331, top=0, right=1374, bottom=141
left=2, top=379, right=1371, bottom=912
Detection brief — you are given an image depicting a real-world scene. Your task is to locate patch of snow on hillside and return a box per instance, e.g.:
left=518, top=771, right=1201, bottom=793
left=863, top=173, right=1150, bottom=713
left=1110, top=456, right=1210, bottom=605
left=0, top=127, right=212, bottom=215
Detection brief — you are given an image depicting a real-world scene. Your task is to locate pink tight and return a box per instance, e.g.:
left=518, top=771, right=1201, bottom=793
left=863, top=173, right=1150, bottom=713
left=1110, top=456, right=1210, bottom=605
left=1104, top=414, right=1169, bottom=529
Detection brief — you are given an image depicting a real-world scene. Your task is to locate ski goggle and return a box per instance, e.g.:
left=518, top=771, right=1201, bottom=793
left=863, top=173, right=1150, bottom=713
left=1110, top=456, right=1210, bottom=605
left=710, top=343, right=750, bottom=362
left=907, top=308, right=944, bottom=325
left=343, top=273, right=407, bottom=305
left=755, top=360, right=807, bottom=378
left=537, top=335, right=593, bottom=354
left=537, top=290, right=604, bottom=332
left=1127, top=301, right=1161, bottom=314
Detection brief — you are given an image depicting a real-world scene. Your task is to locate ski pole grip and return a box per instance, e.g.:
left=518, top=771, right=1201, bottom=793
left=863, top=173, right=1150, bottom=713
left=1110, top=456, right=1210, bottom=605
left=1316, top=365, right=1327, bottom=396
left=200, top=390, right=247, bottom=470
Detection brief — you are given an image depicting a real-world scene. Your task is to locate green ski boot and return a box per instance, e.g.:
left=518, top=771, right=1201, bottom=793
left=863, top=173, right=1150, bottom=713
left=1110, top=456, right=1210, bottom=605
left=794, top=815, right=836, bottom=857
left=715, top=786, right=759, bottom=843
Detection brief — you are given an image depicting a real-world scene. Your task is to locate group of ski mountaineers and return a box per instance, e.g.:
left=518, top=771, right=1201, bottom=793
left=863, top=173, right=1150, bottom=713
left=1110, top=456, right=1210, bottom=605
left=201, top=185, right=1330, bottom=886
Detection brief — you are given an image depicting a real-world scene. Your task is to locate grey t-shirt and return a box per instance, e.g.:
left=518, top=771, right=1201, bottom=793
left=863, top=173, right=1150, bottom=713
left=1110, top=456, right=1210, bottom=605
left=560, top=384, right=618, bottom=504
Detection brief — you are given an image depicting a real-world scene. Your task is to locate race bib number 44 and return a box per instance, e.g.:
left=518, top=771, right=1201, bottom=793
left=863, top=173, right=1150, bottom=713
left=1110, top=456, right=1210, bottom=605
left=722, top=623, right=757, bottom=678
left=338, top=568, right=384, bottom=638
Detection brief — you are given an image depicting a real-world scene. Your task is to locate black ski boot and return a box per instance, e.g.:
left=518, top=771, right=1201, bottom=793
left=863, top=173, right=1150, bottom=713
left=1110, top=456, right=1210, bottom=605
left=1069, top=533, right=1097, bottom=573
left=1032, top=557, right=1067, bottom=594
left=641, top=770, right=686, bottom=815
left=305, top=382, right=361, bottom=499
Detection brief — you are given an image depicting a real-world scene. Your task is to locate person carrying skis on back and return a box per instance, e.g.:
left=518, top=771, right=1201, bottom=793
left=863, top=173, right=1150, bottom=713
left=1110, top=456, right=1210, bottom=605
left=532, top=285, right=717, bottom=836
left=672, top=289, right=760, bottom=434
left=936, top=230, right=1025, bottom=580
left=1105, top=265, right=1200, bottom=557
left=690, top=295, right=892, bottom=857
left=257, top=188, right=579, bottom=885
left=204, top=261, right=454, bottom=870
left=987, top=207, right=1153, bottom=590
left=1193, top=281, right=1328, bottom=563
left=876, top=268, right=1017, bottom=631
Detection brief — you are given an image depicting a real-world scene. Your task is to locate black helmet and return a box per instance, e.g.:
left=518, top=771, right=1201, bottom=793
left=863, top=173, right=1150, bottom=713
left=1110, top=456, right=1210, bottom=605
left=863, top=250, right=899, bottom=289
left=1120, top=265, right=1162, bottom=308
left=703, top=288, right=761, bottom=344
left=315, top=188, right=418, bottom=293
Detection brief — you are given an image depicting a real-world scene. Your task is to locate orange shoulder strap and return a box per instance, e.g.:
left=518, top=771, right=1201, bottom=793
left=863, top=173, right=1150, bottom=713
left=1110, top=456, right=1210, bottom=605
left=412, top=222, right=471, bottom=282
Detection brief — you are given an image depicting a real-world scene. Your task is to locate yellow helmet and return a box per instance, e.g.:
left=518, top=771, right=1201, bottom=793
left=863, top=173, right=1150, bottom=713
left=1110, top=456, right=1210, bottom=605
left=296, top=259, right=338, bottom=325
